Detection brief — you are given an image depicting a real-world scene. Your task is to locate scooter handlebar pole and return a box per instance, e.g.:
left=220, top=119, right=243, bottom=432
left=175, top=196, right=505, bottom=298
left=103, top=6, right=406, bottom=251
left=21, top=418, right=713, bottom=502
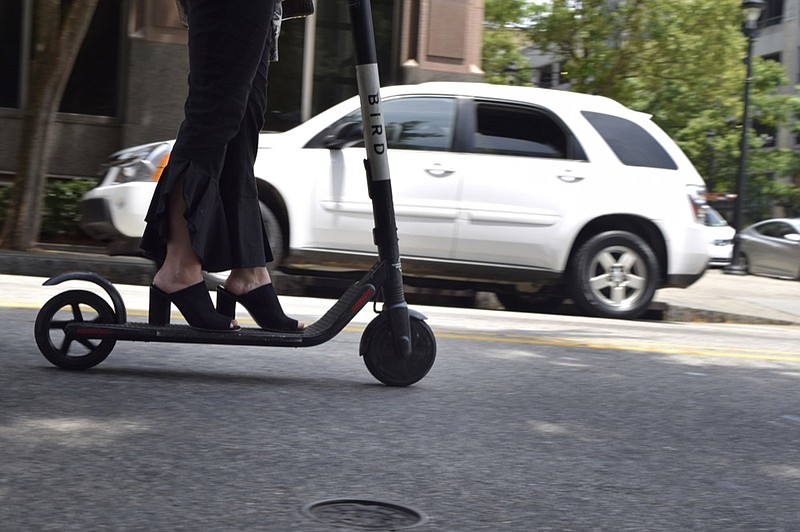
left=348, top=0, right=411, bottom=358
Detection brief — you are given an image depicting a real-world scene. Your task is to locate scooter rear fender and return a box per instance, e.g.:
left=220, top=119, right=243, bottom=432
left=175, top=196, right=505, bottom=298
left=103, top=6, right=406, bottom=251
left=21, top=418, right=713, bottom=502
left=43, top=272, right=127, bottom=323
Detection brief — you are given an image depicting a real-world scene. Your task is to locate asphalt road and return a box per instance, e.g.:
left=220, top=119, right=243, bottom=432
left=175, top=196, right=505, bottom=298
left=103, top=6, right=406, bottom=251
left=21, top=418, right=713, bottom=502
left=2, top=291, right=800, bottom=531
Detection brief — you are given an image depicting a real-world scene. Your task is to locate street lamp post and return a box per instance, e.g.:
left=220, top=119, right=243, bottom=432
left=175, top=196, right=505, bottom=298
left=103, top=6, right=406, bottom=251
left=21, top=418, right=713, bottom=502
left=725, top=0, right=765, bottom=275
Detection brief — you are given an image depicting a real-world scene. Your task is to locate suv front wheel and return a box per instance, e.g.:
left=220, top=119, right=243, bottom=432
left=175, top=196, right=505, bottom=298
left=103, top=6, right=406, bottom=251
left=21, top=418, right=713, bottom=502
left=569, top=231, right=659, bottom=320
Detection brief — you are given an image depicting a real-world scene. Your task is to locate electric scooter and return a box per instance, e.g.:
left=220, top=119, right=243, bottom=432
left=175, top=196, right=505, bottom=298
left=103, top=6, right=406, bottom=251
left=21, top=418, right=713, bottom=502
left=33, top=0, right=436, bottom=387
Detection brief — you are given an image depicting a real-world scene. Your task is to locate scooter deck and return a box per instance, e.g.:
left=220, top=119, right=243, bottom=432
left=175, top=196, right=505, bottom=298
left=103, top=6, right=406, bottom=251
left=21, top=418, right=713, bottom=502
left=64, top=280, right=377, bottom=348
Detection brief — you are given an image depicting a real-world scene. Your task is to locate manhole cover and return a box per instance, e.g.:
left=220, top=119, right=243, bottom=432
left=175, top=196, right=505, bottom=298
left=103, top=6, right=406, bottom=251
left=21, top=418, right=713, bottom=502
left=302, top=498, right=428, bottom=530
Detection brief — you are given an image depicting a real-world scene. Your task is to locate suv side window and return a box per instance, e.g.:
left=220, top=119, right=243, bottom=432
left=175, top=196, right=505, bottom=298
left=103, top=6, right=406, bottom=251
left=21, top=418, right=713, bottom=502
left=472, top=102, right=575, bottom=159
left=316, top=96, right=457, bottom=151
left=582, top=111, right=678, bottom=170
left=383, top=97, right=456, bottom=151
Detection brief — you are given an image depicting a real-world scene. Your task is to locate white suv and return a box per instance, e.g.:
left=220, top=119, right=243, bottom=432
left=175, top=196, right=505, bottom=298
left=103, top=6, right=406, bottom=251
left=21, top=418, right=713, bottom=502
left=81, top=82, right=710, bottom=319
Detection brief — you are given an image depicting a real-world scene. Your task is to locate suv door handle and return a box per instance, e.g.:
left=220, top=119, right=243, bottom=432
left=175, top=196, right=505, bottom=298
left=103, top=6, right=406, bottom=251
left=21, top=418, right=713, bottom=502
left=425, top=165, right=456, bottom=178
left=557, top=174, right=585, bottom=183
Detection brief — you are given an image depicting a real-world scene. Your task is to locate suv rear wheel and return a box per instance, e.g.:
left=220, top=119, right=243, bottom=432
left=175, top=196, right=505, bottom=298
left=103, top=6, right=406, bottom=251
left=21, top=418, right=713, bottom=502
left=569, top=231, right=658, bottom=320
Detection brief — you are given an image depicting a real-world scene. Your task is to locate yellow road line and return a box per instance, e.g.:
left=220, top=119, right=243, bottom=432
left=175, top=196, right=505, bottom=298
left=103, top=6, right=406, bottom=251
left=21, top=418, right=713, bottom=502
left=432, top=331, right=800, bottom=363
left=12, top=301, right=800, bottom=363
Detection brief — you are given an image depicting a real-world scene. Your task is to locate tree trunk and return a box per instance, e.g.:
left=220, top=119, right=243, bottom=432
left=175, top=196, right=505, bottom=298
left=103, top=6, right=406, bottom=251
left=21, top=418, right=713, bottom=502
left=0, top=0, right=100, bottom=250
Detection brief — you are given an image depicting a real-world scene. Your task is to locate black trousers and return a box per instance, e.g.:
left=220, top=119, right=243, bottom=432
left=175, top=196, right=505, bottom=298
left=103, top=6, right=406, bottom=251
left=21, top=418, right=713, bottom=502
left=141, top=0, right=278, bottom=272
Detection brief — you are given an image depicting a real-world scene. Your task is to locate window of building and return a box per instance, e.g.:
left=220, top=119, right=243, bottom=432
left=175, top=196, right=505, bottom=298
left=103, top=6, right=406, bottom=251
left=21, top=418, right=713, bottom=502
left=798, top=55, right=800, bottom=85
left=265, top=18, right=308, bottom=131
left=309, top=0, right=398, bottom=119
left=128, top=0, right=186, bottom=43
left=538, top=65, right=554, bottom=88
left=59, top=0, right=122, bottom=117
left=582, top=111, right=678, bottom=170
left=268, top=0, right=399, bottom=131
left=557, top=62, right=569, bottom=85
left=754, top=122, right=777, bottom=148
left=1, top=0, right=122, bottom=116
left=0, top=0, right=24, bottom=108
left=762, top=0, right=783, bottom=27
left=754, top=53, right=780, bottom=149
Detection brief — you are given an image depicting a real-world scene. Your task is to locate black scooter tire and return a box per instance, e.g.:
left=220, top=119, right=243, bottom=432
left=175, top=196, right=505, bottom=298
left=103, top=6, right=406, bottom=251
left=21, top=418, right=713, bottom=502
left=361, top=313, right=436, bottom=386
left=34, top=290, right=117, bottom=370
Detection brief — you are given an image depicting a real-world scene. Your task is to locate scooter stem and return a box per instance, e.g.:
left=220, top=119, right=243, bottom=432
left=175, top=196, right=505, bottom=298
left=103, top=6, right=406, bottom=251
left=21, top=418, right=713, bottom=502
left=348, top=0, right=411, bottom=358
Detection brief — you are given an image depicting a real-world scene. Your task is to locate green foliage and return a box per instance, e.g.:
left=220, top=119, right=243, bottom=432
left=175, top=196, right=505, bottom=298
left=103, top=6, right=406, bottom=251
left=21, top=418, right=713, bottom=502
left=484, top=0, right=532, bottom=25
left=41, top=178, right=96, bottom=242
left=769, top=180, right=800, bottom=216
left=483, top=28, right=534, bottom=86
left=482, top=0, right=536, bottom=86
left=528, top=0, right=651, bottom=99
left=0, top=178, right=96, bottom=244
left=487, top=0, right=800, bottom=216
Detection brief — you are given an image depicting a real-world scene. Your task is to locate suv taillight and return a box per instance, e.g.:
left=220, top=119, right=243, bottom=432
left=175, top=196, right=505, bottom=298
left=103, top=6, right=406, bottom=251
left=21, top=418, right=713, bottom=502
left=686, top=185, right=707, bottom=224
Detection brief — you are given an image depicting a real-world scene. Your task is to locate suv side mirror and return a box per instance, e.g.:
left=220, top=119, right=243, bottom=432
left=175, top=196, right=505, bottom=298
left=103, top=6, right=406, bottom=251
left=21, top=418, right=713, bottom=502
left=324, top=122, right=363, bottom=149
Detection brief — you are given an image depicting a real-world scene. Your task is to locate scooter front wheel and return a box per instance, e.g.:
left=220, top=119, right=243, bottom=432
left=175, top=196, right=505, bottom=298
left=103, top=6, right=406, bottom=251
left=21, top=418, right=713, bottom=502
left=34, top=290, right=117, bottom=370
left=360, top=313, right=436, bottom=386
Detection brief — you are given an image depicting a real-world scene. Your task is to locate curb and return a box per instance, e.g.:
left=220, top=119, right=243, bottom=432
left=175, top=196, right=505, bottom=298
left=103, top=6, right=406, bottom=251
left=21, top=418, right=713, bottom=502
left=660, top=305, right=796, bottom=326
left=0, top=249, right=156, bottom=286
left=0, top=247, right=789, bottom=325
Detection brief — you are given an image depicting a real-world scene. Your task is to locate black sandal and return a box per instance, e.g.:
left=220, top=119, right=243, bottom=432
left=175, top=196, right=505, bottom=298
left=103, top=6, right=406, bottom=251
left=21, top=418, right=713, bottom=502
left=150, top=282, right=240, bottom=331
left=216, top=284, right=302, bottom=332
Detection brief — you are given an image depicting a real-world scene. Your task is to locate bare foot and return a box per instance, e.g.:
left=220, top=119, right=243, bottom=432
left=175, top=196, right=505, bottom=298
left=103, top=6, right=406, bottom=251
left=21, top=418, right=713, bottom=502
left=223, top=267, right=272, bottom=297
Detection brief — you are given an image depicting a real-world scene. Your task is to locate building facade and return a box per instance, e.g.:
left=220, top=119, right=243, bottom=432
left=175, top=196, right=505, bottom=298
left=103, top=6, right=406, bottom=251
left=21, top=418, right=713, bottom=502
left=0, top=0, right=484, bottom=181
left=753, top=0, right=799, bottom=150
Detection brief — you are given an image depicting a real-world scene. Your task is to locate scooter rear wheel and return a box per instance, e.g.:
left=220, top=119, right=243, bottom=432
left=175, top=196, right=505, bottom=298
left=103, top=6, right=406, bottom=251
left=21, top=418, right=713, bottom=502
left=360, top=313, right=436, bottom=386
left=34, top=290, right=117, bottom=370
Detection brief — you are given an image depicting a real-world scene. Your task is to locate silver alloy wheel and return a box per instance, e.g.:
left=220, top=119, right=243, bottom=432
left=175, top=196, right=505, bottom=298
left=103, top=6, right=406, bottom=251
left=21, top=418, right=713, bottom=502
left=587, top=244, right=648, bottom=311
left=569, top=230, right=659, bottom=319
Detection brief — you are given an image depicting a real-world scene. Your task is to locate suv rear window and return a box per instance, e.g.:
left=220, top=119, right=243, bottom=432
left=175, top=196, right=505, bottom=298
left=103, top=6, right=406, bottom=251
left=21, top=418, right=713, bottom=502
left=582, top=111, right=678, bottom=170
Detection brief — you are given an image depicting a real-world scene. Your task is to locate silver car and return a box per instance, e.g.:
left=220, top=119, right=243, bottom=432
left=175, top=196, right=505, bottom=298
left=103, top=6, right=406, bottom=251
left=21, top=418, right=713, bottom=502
left=737, top=218, right=800, bottom=279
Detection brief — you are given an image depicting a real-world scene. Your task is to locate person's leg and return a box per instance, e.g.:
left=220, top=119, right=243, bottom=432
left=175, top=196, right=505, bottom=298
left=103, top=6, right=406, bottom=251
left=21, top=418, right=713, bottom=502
left=153, top=0, right=275, bottom=284
left=148, top=174, right=240, bottom=331
left=144, top=0, right=276, bottom=329
left=152, top=177, right=203, bottom=293
left=219, top=36, right=274, bottom=297
left=214, top=13, right=302, bottom=330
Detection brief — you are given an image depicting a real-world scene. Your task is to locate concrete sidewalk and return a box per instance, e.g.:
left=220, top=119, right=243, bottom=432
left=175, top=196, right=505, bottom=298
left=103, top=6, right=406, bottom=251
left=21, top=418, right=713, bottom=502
left=654, top=267, right=800, bottom=325
left=1, top=246, right=798, bottom=325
